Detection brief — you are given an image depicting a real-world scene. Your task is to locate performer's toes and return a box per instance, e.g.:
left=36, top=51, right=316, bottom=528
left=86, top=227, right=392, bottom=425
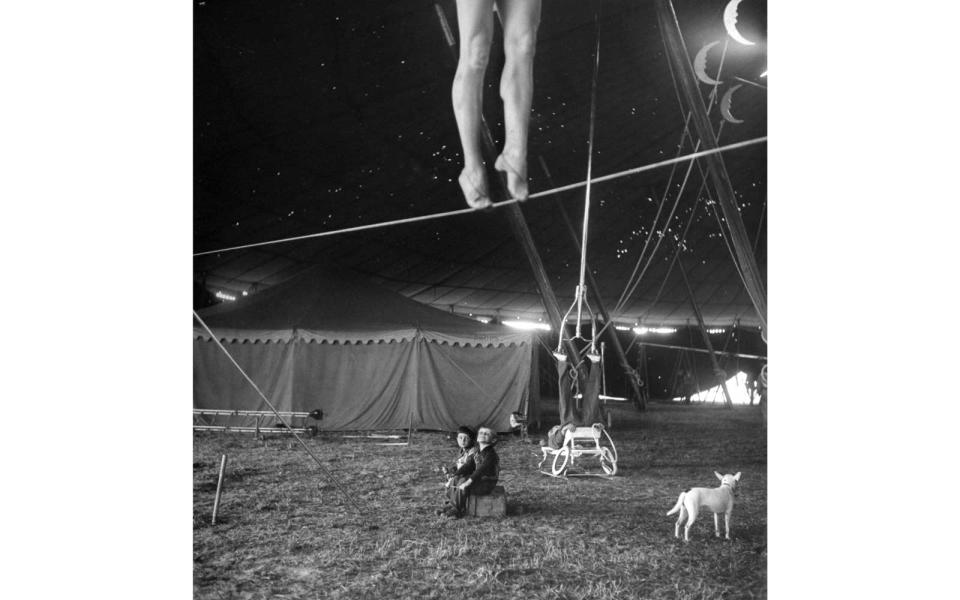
left=459, top=168, right=492, bottom=209
left=495, top=154, right=529, bottom=202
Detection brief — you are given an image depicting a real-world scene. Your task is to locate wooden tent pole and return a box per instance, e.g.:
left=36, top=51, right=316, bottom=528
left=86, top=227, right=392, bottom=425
left=669, top=349, right=683, bottom=400
left=734, top=319, right=741, bottom=378
left=529, top=335, right=541, bottom=429
left=676, top=258, right=735, bottom=408
left=654, top=0, right=767, bottom=331
left=639, top=344, right=650, bottom=405
left=685, top=320, right=701, bottom=402
left=500, top=204, right=579, bottom=360
left=686, top=350, right=701, bottom=404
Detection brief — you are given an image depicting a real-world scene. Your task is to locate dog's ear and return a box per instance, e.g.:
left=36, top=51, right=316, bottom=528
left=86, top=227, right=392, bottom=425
left=715, top=471, right=722, bottom=480
left=734, top=472, right=741, bottom=481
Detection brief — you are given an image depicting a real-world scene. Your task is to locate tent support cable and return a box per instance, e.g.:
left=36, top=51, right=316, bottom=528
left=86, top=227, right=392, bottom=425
left=193, top=311, right=366, bottom=517
left=655, top=0, right=766, bottom=330
left=674, top=259, right=735, bottom=408
left=619, top=190, right=705, bottom=346
left=607, top=31, right=730, bottom=325
left=192, top=137, right=765, bottom=258
left=607, top=119, right=691, bottom=319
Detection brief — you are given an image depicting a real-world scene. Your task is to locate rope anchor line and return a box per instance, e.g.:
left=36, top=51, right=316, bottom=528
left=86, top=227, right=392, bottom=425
left=193, top=311, right=366, bottom=517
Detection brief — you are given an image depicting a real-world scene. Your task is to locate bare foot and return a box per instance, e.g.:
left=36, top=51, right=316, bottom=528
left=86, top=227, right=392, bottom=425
left=458, top=167, right=492, bottom=209
left=494, top=153, right=529, bottom=201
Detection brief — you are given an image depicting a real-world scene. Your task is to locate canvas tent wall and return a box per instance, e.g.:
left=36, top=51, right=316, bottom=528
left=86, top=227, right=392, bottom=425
left=193, top=265, right=533, bottom=432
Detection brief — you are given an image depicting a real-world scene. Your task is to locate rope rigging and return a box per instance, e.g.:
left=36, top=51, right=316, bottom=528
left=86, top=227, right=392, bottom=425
left=655, top=0, right=767, bottom=332
left=604, top=31, right=765, bottom=339
left=607, top=40, right=731, bottom=325
left=607, top=112, right=694, bottom=319
left=188, top=3, right=772, bottom=533
left=194, top=2, right=767, bottom=417
left=193, top=310, right=367, bottom=517
left=191, top=137, right=765, bottom=258
left=625, top=191, right=706, bottom=339
left=553, top=5, right=604, bottom=367
left=602, top=118, right=723, bottom=339
left=609, top=127, right=705, bottom=320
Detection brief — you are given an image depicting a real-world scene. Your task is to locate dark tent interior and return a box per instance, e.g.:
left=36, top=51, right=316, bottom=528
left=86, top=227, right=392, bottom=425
left=193, top=0, right=767, bottom=421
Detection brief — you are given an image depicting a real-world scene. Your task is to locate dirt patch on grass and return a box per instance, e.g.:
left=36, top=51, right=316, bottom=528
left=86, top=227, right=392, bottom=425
left=194, top=402, right=766, bottom=599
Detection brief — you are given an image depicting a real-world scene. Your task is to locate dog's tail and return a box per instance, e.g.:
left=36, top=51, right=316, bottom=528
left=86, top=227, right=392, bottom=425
left=666, top=492, right=686, bottom=516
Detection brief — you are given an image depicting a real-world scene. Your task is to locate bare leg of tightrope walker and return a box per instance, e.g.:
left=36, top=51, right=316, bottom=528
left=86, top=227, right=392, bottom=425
left=453, top=0, right=495, bottom=209
left=495, top=0, right=541, bottom=201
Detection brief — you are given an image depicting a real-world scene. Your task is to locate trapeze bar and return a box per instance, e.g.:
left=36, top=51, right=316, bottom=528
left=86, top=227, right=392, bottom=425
left=636, top=341, right=766, bottom=361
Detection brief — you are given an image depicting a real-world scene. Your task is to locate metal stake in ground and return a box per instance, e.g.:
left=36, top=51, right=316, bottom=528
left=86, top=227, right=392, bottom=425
left=212, top=454, right=228, bottom=525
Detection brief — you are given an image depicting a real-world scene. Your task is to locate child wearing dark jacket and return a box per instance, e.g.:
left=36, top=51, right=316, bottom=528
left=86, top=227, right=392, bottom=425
left=442, top=426, right=499, bottom=518
left=447, top=425, right=478, bottom=475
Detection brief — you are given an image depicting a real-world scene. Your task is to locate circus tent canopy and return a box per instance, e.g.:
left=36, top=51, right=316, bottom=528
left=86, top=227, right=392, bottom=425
left=193, top=0, right=768, bottom=331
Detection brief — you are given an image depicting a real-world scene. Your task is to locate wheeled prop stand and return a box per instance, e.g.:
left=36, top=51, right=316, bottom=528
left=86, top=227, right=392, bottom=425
left=538, top=422, right=618, bottom=477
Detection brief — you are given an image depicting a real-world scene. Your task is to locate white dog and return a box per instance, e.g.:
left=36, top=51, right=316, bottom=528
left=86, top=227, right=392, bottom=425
left=666, top=472, right=741, bottom=541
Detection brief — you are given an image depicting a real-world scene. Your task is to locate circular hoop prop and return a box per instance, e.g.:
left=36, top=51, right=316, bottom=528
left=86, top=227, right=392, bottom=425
left=599, top=447, right=617, bottom=475
left=552, top=447, right=570, bottom=476
left=593, top=423, right=618, bottom=463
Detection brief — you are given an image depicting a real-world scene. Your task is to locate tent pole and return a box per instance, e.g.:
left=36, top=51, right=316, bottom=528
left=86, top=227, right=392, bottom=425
left=685, top=323, right=702, bottom=402
left=676, top=257, right=734, bottom=408
left=669, top=349, right=683, bottom=400
left=600, top=341, right=607, bottom=398
left=734, top=319, right=741, bottom=380
left=638, top=345, right=649, bottom=406
left=654, top=0, right=767, bottom=331
left=688, top=352, right=701, bottom=403
left=529, top=335, right=541, bottom=430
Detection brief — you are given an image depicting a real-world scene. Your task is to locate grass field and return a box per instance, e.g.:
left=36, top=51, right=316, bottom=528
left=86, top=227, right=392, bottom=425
left=194, top=402, right=766, bottom=599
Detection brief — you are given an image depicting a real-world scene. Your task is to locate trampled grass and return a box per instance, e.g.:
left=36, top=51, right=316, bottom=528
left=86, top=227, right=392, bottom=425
left=194, top=402, right=766, bottom=599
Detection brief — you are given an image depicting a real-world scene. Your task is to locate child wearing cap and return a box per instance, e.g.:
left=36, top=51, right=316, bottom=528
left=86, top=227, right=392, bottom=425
left=442, top=426, right=500, bottom=518
left=448, top=425, right=478, bottom=475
